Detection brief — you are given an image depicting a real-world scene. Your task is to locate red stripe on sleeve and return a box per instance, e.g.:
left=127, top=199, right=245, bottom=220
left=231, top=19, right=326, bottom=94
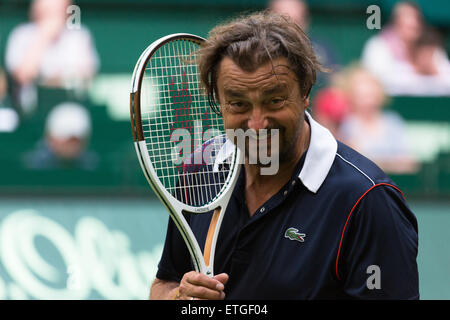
left=335, top=183, right=405, bottom=281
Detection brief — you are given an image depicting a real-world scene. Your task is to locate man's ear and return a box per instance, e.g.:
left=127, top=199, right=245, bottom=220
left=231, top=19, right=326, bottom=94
left=304, top=96, right=310, bottom=109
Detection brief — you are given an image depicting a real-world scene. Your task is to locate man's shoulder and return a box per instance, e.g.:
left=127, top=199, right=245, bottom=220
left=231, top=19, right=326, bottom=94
left=326, top=141, right=398, bottom=195
left=307, top=142, right=406, bottom=224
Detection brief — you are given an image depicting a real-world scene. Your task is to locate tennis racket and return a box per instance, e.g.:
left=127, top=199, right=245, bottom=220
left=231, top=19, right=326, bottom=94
left=130, top=33, right=242, bottom=277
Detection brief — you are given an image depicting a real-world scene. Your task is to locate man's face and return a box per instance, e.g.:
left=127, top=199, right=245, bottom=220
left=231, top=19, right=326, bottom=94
left=48, top=135, right=85, bottom=160
left=216, top=56, right=307, bottom=164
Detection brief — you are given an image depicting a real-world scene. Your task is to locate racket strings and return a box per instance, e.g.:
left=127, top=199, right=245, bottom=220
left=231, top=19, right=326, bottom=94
left=141, top=39, right=233, bottom=207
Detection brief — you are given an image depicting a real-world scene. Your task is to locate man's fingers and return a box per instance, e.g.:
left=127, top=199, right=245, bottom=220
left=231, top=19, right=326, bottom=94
left=179, top=271, right=227, bottom=300
left=189, top=284, right=225, bottom=300
left=179, top=280, right=224, bottom=300
left=186, top=271, right=224, bottom=290
left=213, top=273, right=229, bottom=288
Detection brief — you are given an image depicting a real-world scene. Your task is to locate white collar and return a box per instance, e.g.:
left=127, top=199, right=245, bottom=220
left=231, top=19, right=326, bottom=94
left=212, top=111, right=337, bottom=193
left=212, top=137, right=235, bottom=172
left=300, top=111, right=337, bottom=193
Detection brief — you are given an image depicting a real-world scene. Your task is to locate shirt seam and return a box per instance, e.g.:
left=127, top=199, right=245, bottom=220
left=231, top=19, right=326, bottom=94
left=336, top=153, right=376, bottom=186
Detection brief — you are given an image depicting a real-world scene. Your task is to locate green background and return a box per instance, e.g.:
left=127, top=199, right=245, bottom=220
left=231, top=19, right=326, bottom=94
left=1, top=0, right=449, bottom=197
left=0, top=0, right=449, bottom=300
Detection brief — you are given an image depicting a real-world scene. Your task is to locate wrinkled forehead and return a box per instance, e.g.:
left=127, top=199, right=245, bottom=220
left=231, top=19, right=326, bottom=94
left=217, top=56, right=298, bottom=91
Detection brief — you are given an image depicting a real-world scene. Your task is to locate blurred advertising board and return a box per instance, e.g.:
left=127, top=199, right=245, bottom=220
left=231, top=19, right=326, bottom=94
left=0, top=197, right=167, bottom=300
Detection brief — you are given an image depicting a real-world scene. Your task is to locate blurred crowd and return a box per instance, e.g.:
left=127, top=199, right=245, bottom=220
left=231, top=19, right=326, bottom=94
left=1, top=0, right=449, bottom=173
left=361, top=1, right=450, bottom=96
left=1, top=0, right=99, bottom=170
left=270, top=0, right=450, bottom=173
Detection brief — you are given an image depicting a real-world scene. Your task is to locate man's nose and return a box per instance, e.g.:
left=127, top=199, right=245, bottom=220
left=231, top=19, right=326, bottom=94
left=247, top=105, right=268, bottom=131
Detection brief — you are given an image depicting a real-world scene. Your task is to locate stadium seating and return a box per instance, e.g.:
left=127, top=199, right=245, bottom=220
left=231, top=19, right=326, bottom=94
left=0, top=0, right=448, bottom=198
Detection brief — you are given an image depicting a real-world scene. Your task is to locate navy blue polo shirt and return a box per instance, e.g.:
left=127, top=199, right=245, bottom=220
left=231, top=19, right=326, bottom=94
left=156, top=112, right=419, bottom=299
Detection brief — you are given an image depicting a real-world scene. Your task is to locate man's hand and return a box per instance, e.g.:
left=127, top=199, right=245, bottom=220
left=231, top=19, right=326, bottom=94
left=177, top=271, right=229, bottom=300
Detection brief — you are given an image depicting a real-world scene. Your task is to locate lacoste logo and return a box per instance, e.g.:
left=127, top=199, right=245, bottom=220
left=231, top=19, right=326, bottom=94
left=285, top=227, right=306, bottom=242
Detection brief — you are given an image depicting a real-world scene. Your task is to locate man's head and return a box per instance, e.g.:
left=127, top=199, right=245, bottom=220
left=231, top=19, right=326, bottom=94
left=199, top=11, right=322, bottom=165
left=199, top=11, right=322, bottom=114
left=45, top=102, right=91, bottom=160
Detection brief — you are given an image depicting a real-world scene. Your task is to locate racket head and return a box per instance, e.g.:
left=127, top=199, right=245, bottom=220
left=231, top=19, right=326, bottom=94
left=130, top=33, right=242, bottom=274
left=131, top=33, right=240, bottom=213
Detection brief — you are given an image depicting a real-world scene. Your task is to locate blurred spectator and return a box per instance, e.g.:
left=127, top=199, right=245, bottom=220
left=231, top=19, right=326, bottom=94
left=23, top=102, right=99, bottom=170
left=268, top=0, right=338, bottom=83
left=407, top=27, right=450, bottom=95
left=361, top=1, right=450, bottom=96
left=5, top=0, right=99, bottom=112
left=0, top=68, right=19, bottom=132
left=312, top=87, right=349, bottom=139
left=269, top=0, right=309, bottom=30
left=337, top=65, right=419, bottom=174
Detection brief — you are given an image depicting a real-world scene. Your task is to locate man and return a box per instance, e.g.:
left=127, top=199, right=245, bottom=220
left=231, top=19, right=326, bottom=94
left=23, top=102, right=99, bottom=170
left=151, top=12, right=419, bottom=300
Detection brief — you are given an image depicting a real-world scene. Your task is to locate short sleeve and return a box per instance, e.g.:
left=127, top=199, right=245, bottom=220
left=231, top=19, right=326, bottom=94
left=155, top=216, right=193, bottom=282
left=339, top=185, right=419, bottom=299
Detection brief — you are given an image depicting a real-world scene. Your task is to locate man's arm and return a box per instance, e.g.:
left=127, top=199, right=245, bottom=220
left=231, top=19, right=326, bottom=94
left=150, top=278, right=179, bottom=300
left=338, top=184, right=419, bottom=299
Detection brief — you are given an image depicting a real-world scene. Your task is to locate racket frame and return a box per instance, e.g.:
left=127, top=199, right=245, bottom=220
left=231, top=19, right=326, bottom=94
left=130, top=33, right=242, bottom=276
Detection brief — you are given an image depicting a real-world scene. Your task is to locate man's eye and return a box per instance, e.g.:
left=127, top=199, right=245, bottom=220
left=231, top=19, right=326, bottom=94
left=271, top=98, right=284, bottom=104
left=228, top=101, right=246, bottom=108
left=269, top=97, right=287, bottom=107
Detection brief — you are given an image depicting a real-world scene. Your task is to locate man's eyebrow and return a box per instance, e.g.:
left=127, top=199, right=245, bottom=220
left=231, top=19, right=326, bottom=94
left=223, top=88, right=247, bottom=97
left=261, top=83, right=289, bottom=96
left=223, top=83, right=289, bottom=96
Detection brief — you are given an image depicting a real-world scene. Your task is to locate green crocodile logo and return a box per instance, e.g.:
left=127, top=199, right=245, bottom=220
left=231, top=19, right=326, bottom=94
left=285, top=227, right=306, bottom=242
